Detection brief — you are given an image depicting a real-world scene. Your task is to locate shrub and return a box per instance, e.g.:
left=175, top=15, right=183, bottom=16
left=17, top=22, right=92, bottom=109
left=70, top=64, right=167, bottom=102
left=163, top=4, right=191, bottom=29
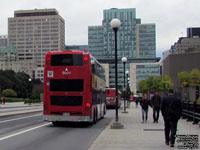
left=2, top=97, right=24, bottom=102
left=2, top=89, right=17, bottom=97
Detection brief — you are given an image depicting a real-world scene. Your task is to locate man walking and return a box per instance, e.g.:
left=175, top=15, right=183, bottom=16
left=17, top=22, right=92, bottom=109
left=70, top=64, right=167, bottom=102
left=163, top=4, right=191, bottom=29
left=151, top=91, right=161, bottom=123
left=161, top=89, right=182, bottom=147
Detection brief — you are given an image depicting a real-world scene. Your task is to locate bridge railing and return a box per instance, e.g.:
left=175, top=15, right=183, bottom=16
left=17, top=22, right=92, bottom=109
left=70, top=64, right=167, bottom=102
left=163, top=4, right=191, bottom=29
left=182, top=101, right=200, bottom=124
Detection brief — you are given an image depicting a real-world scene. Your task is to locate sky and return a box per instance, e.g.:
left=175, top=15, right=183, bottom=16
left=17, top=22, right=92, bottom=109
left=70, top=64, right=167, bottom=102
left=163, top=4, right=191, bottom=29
left=0, top=0, right=200, bottom=57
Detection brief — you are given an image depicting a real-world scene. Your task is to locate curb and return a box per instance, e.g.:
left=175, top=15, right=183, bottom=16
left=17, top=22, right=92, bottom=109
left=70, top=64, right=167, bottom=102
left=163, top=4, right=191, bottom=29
left=0, top=109, right=43, bottom=117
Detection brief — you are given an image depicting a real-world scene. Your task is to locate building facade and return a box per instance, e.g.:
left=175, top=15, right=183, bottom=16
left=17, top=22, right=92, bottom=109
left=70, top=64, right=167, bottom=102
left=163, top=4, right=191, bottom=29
left=136, top=24, right=156, bottom=58
left=0, top=35, right=7, bottom=48
left=88, top=26, right=104, bottom=59
left=130, top=62, right=160, bottom=93
left=0, top=44, right=36, bottom=77
left=65, top=45, right=88, bottom=51
left=8, top=9, right=65, bottom=81
left=88, top=8, right=160, bottom=89
left=163, top=52, right=200, bottom=100
left=187, top=27, right=200, bottom=38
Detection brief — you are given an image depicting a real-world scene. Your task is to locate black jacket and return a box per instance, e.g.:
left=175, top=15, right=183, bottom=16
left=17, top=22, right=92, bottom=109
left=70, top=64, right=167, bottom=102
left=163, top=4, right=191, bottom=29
left=140, top=98, right=150, bottom=110
left=151, top=95, right=161, bottom=108
left=161, top=94, right=182, bottom=120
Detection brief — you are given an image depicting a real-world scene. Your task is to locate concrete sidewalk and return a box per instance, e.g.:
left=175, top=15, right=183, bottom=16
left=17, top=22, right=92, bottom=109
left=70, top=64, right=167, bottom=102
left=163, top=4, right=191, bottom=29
left=0, top=102, right=42, bottom=117
left=0, top=102, right=42, bottom=108
left=89, top=102, right=200, bottom=150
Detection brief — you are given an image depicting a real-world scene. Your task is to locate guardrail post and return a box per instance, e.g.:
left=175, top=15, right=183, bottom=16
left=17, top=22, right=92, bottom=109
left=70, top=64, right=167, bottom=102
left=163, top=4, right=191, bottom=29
left=187, top=101, right=192, bottom=121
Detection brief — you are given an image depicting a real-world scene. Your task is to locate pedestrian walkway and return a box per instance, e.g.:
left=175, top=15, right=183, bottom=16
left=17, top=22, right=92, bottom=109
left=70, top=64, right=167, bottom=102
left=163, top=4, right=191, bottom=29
left=0, top=102, right=42, bottom=117
left=0, top=102, right=42, bottom=108
left=89, top=102, right=200, bottom=150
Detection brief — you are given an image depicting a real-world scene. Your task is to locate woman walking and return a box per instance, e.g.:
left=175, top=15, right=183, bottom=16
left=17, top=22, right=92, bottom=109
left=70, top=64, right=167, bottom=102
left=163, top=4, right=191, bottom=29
left=140, top=94, right=150, bottom=123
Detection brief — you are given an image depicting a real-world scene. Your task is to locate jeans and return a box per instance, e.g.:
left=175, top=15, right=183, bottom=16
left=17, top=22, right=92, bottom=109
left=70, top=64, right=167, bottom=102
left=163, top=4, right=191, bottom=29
left=164, top=118, right=178, bottom=144
left=142, top=109, right=148, bottom=121
left=153, top=107, right=160, bottom=122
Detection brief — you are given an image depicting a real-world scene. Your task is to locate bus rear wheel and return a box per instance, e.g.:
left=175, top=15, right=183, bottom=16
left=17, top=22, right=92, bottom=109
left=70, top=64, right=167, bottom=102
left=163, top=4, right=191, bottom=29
left=93, top=109, right=97, bottom=124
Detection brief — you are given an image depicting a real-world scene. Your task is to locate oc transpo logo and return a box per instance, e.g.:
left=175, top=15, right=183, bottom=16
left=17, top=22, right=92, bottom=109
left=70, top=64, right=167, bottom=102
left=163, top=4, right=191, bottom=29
left=62, top=67, right=71, bottom=75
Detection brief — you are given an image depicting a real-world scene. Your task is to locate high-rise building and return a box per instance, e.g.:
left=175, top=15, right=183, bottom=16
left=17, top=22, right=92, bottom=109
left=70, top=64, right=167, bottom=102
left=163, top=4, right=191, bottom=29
left=136, top=24, right=156, bottom=58
left=88, top=26, right=104, bottom=59
left=0, top=35, right=7, bottom=48
left=103, top=8, right=139, bottom=59
left=187, top=27, right=200, bottom=38
left=65, top=45, right=88, bottom=51
left=130, top=62, right=160, bottom=93
left=88, top=8, right=160, bottom=89
left=8, top=9, right=65, bottom=81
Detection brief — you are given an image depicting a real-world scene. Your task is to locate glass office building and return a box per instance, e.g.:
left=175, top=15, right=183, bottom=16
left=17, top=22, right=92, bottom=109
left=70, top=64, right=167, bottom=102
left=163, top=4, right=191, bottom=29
left=136, top=24, right=156, bottom=58
left=88, top=26, right=104, bottom=59
left=88, top=8, right=160, bottom=89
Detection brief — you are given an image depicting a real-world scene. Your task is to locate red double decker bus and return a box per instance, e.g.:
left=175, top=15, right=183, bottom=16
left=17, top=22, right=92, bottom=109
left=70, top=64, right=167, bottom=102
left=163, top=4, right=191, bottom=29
left=43, top=50, right=106, bottom=125
left=105, top=88, right=121, bottom=108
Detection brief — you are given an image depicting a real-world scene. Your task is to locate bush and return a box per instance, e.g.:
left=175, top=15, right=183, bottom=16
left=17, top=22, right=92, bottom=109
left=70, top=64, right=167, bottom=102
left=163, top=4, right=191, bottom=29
left=2, top=89, right=17, bottom=97
left=2, top=97, right=24, bottom=102
left=197, top=97, right=200, bottom=104
left=24, top=98, right=41, bottom=104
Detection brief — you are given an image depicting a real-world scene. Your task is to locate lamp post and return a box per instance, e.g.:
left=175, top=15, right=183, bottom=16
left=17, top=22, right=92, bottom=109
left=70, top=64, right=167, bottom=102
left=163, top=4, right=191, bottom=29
left=122, top=57, right=128, bottom=113
left=126, top=71, right=130, bottom=108
left=110, top=18, right=124, bottom=129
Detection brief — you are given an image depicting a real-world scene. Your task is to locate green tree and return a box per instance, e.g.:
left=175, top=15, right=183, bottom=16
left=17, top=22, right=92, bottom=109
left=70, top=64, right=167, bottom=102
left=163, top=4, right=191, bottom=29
left=178, top=71, right=191, bottom=88
left=157, top=75, right=173, bottom=91
left=2, top=89, right=17, bottom=97
left=30, top=80, right=43, bottom=99
left=146, top=76, right=155, bottom=91
left=138, top=80, right=148, bottom=93
left=189, top=68, right=200, bottom=87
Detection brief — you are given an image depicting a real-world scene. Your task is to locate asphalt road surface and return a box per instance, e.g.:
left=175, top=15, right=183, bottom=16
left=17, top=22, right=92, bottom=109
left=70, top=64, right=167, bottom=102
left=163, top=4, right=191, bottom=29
left=0, top=110, right=115, bottom=150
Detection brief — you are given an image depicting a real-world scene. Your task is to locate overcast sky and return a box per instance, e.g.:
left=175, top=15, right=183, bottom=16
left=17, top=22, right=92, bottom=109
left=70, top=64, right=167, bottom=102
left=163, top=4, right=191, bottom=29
left=0, top=0, right=199, bottom=57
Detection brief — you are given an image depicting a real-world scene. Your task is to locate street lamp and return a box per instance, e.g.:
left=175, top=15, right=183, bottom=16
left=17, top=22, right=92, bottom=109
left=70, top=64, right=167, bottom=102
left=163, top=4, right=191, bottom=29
left=126, top=71, right=130, bottom=108
left=122, top=57, right=128, bottom=113
left=110, top=18, right=124, bottom=129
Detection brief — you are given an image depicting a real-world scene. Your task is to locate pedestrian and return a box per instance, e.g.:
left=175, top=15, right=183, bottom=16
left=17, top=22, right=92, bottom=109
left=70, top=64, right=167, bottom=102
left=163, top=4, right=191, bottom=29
left=151, top=91, right=161, bottom=123
left=2, top=97, right=6, bottom=104
left=135, top=97, right=139, bottom=108
left=140, top=94, right=150, bottom=123
left=161, top=89, right=182, bottom=147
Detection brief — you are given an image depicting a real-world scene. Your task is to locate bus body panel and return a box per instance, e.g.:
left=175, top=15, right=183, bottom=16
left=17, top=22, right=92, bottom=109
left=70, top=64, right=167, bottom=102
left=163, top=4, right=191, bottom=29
left=43, top=50, right=106, bottom=123
left=105, top=88, right=121, bottom=108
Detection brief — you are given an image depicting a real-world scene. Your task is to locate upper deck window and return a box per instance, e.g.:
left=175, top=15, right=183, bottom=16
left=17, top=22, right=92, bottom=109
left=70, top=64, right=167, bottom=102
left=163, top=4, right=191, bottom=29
left=51, top=54, right=83, bottom=66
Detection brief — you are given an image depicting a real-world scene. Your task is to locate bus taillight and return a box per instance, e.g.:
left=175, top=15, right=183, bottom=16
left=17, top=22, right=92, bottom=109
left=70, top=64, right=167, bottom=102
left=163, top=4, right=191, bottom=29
left=85, top=103, right=91, bottom=114
left=83, top=56, right=88, bottom=64
left=46, top=57, right=51, bottom=65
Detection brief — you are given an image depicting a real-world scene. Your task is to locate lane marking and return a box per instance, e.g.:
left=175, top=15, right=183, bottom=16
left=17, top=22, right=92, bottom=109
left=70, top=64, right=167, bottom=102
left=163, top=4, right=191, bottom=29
left=0, top=114, right=42, bottom=124
left=0, top=122, right=51, bottom=141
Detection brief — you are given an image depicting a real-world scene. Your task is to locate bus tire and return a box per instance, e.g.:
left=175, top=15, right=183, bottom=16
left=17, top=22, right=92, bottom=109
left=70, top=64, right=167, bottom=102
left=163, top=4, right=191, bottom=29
left=52, top=121, right=59, bottom=126
left=93, top=109, right=97, bottom=124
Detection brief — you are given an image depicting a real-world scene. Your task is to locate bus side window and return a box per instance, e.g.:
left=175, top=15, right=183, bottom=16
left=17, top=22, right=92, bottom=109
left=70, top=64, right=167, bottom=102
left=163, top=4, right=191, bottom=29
left=107, top=90, right=109, bottom=94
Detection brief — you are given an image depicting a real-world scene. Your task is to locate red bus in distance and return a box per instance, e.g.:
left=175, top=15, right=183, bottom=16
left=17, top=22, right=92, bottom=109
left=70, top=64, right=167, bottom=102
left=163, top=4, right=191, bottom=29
left=43, top=50, right=106, bottom=125
left=105, top=88, right=121, bottom=108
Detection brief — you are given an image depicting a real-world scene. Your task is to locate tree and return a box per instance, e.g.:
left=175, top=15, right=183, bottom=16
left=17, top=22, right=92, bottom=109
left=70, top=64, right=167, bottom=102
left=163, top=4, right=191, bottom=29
left=189, top=68, right=200, bottom=87
left=2, top=89, right=17, bottom=97
left=178, top=71, right=191, bottom=88
left=138, top=80, right=148, bottom=93
left=146, top=76, right=155, bottom=91
left=157, top=75, right=173, bottom=91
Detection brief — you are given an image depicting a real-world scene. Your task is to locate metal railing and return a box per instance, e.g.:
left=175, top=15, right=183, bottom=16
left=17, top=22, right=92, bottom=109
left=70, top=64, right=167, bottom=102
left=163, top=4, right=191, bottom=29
left=182, top=101, right=200, bottom=124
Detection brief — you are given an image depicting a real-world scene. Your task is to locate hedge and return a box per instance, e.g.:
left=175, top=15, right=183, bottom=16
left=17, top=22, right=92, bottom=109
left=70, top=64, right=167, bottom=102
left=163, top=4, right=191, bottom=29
left=1, top=97, right=24, bottom=103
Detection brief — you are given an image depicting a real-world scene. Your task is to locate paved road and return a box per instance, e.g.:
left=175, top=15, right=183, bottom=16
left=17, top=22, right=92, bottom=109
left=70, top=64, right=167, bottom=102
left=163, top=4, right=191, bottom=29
left=0, top=110, right=115, bottom=150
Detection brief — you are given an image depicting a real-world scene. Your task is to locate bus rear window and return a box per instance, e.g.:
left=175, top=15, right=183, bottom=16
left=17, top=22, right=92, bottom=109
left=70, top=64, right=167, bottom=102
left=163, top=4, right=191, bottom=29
left=51, top=54, right=83, bottom=66
left=50, top=79, right=83, bottom=91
